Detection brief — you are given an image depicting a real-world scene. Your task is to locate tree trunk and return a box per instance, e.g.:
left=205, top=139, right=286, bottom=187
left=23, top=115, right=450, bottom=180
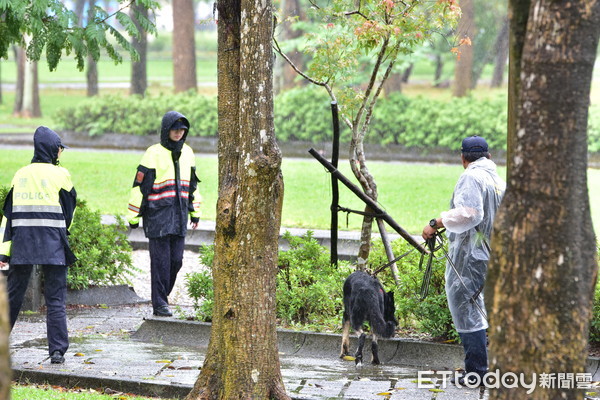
left=86, top=0, right=99, bottom=97
left=350, top=138, right=377, bottom=269
left=16, top=43, right=41, bottom=118
left=130, top=1, right=148, bottom=96
left=452, top=0, right=474, bottom=97
left=382, top=72, right=402, bottom=94
left=86, top=56, right=98, bottom=96
left=12, top=47, right=24, bottom=115
left=433, top=54, right=445, bottom=87
left=490, top=16, right=509, bottom=88
left=0, top=275, right=10, bottom=399
left=185, top=0, right=289, bottom=398
left=274, top=0, right=305, bottom=94
left=486, top=1, right=600, bottom=399
left=172, top=0, right=197, bottom=93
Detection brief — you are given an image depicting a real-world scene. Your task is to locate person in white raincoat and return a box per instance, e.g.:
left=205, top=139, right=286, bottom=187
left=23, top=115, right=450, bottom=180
left=422, top=135, right=505, bottom=385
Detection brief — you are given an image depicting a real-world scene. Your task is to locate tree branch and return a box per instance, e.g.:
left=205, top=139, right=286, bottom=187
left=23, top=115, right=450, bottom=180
left=272, top=36, right=353, bottom=130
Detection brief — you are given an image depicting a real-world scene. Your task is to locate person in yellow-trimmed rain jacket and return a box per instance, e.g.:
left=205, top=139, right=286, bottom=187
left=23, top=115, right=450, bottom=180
left=0, top=126, right=77, bottom=365
left=127, top=111, right=201, bottom=317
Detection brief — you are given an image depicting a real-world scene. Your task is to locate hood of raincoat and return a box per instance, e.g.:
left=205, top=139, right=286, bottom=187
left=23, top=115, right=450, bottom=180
left=160, top=111, right=190, bottom=153
left=31, top=126, right=65, bottom=165
left=467, top=157, right=497, bottom=174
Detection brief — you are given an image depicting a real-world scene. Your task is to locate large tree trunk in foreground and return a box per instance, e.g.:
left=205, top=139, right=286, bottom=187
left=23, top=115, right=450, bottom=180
left=486, top=1, right=600, bottom=399
left=185, top=0, right=289, bottom=398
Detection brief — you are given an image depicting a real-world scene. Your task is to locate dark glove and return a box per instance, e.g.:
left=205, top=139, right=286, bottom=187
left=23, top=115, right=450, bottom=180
left=129, top=222, right=139, bottom=229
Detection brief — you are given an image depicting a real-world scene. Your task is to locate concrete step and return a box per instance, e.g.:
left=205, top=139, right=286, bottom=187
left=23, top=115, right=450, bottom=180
left=102, top=216, right=424, bottom=261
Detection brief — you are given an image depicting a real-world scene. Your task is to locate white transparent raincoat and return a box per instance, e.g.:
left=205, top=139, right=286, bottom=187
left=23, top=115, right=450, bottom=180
left=441, top=157, right=505, bottom=333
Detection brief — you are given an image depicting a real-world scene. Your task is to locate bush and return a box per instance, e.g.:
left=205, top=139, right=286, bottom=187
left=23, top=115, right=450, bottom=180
left=185, top=232, right=352, bottom=330
left=51, top=87, right=600, bottom=153
left=589, top=244, right=600, bottom=342
left=184, top=245, right=215, bottom=322
left=67, top=200, right=138, bottom=290
left=54, top=92, right=218, bottom=138
left=276, top=231, right=352, bottom=329
left=368, top=238, right=457, bottom=341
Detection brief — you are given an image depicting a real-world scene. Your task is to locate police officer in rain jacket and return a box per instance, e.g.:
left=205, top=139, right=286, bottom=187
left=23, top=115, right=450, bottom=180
left=0, top=126, right=77, bottom=364
left=422, top=136, right=505, bottom=385
left=127, top=111, right=201, bottom=317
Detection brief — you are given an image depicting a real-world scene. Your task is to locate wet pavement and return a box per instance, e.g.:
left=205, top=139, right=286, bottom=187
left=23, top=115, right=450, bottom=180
left=9, top=303, right=492, bottom=400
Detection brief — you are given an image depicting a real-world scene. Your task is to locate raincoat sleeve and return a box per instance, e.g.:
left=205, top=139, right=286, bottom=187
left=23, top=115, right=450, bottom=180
left=58, top=167, right=77, bottom=233
left=188, top=166, right=202, bottom=223
left=0, top=187, right=14, bottom=262
left=441, top=174, right=484, bottom=234
left=127, top=150, right=155, bottom=226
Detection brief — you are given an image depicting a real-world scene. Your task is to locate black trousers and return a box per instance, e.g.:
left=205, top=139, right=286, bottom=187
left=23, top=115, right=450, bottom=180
left=7, top=264, right=69, bottom=356
left=148, top=235, right=185, bottom=309
left=459, top=329, right=488, bottom=378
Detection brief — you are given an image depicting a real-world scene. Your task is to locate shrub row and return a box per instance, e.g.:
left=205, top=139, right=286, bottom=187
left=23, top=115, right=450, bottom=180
left=188, top=234, right=600, bottom=343
left=53, top=87, right=600, bottom=152
left=184, top=232, right=353, bottom=331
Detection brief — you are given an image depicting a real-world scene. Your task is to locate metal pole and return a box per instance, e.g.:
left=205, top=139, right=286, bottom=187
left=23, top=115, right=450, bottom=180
left=308, top=148, right=428, bottom=255
left=330, top=102, right=340, bottom=266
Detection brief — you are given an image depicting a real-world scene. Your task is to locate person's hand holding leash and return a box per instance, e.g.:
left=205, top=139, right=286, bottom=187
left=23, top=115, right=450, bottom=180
left=422, top=217, right=442, bottom=240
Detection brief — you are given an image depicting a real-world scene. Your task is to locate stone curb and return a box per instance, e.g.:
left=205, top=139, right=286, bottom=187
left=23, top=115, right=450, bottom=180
left=132, top=317, right=600, bottom=381
left=132, top=317, right=465, bottom=371
left=12, top=368, right=193, bottom=399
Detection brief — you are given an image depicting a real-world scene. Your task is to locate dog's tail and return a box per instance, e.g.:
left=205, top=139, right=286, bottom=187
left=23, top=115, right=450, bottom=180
left=369, top=310, right=397, bottom=338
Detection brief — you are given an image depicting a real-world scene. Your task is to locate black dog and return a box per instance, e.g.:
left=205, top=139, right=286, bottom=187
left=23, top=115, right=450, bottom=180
left=339, top=271, right=397, bottom=366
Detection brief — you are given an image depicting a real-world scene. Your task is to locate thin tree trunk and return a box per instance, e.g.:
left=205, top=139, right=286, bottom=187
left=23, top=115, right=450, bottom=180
left=275, top=0, right=305, bottom=93
left=20, top=49, right=41, bottom=118
left=86, top=0, right=99, bottom=97
left=491, top=16, right=509, bottom=88
left=382, top=72, right=402, bottom=94
left=452, top=0, right=474, bottom=97
left=433, top=54, right=445, bottom=87
left=12, top=47, right=24, bottom=116
left=130, top=1, right=148, bottom=96
left=186, top=0, right=289, bottom=398
left=487, top=1, right=600, bottom=399
left=172, top=0, right=197, bottom=93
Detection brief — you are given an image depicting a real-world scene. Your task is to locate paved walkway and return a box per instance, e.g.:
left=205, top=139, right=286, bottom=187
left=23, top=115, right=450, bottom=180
left=10, top=304, right=491, bottom=400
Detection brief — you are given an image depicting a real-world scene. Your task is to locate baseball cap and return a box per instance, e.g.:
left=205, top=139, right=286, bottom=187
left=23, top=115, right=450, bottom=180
left=461, top=136, right=488, bottom=153
left=170, top=119, right=189, bottom=131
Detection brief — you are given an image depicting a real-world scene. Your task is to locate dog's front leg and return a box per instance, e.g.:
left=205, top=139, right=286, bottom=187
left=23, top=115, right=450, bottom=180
left=355, top=331, right=366, bottom=367
left=371, top=334, right=380, bottom=365
left=340, top=317, right=350, bottom=358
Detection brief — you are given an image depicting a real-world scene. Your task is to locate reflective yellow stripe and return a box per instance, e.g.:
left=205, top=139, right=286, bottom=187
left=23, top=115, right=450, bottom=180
left=12, top=219, right=66, bottom=228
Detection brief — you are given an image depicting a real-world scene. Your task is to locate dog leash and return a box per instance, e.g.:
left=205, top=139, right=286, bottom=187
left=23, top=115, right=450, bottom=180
left=418, top=229, right=445, bottom=300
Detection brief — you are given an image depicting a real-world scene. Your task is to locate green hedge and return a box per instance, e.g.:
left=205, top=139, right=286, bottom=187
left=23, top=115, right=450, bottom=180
left=53, top=87, right=600, bottom=152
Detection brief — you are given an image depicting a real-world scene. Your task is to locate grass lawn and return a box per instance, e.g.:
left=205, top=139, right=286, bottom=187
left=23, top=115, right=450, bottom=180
left=2, top=148, right=598, bottom=235
left=11, top=383, right=173, bottom=400
left=0, top=148, right=464, bottom=234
